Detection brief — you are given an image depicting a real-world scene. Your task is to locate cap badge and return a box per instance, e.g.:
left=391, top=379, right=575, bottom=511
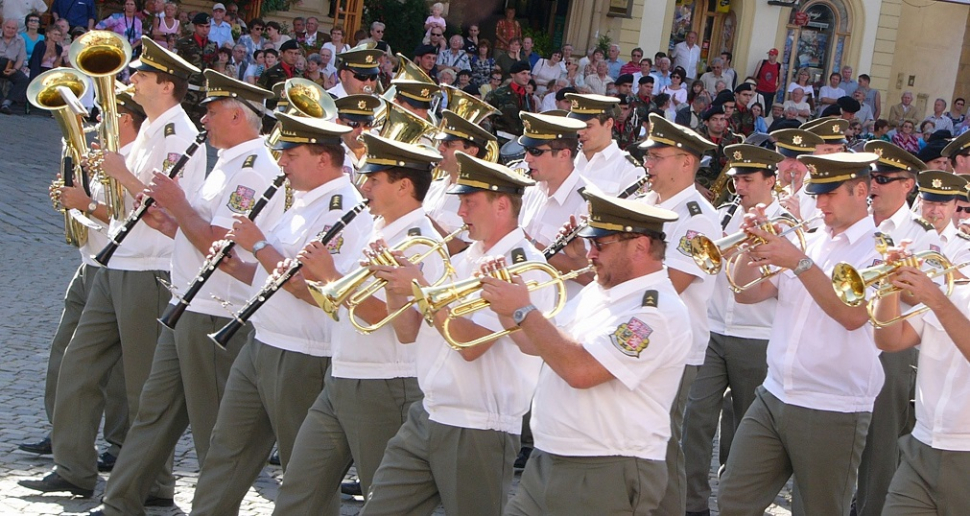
left=874, top=147, right=884, bottom=156
left=420, top=88, right=430, bottom=97
left=792, top=135, right=803, bottom=145
left=571, top=99, right=579, bottom=109
left=357, top=99, right=367, bottom=109
left=732, top=150, right=742, bottom=161
left=806, top=164, right=817, bottom=175
left=523, top=119, right=532, bottom=131
left=933, top=178, right=943, bottom=188
left=832, top=124, right=840, bottom=133
left=365, top=55, right=374, bottom=63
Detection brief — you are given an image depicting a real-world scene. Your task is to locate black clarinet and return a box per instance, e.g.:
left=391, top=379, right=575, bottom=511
left=720, top=196, right=742, bottom=231
left=94, top=131, right=208, bottom=266
left=208, top=200, right=369, bottom=349
left=159, top=172, right=287, bottom=330
left=543, top=175, right=650, bottom=260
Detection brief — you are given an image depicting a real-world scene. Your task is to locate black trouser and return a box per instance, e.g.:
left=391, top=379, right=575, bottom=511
left=0, top=58, right=29, bottom=105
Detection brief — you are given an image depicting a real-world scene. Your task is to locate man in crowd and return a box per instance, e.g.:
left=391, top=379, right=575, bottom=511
left=51, top=0, right=95, bottom=32
left=925, top=98, right=955, bottom=135
left=651, top=57, right=672, bottom=90
left=176, top=13, right=217, bottom=124
left=523, top=36, right=540, bottom=67
left=700, top=58, right=728, bottom=97
left=697, top=104, right=742, bottom=199
left=437, top=35, right=471, bottom=75
left=889, top=91, right=918, bottom=130
left=0, top=19, right=29, bottom=115
left=208, top=3, right=234, bottom=48
left=301, top=16, right=329, bottom=54
left=486, top=61, right=533, bottom=141
left=620, top=47, right=643, bottom=76
left=730, top=83, right=756, bottom=136
left=567, top=93, right=642, bottom=196
left=606, top=43, right=622, bottom=80
left=3, top=0, right=48, bottom=31
left=840, top=65, right=859, bottom=97
left=672, top=31, right=701, bottom=80
left=257, top=39, right=302, bottom=89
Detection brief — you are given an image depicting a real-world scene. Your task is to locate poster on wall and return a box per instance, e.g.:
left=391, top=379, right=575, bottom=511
left=608, top=0, right=634, bottom=17
left=796, top=29, right=827, bottom=69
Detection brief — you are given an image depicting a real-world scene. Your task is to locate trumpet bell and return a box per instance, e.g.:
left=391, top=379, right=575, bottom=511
left=689, top=235, right=725, bottom=275
left=27, top=68, right=89, bottom=111
left=831, top=262, right=871, bottom=307
left=69, top=30, right=132, bottom=77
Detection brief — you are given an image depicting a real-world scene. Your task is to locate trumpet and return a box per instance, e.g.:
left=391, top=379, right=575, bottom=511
left=831, top=251, right=964, bottom=328
left=307, top=225, right=466, bottom=332
left=690, top=215, right=818, bottom=292
left=413, top=261, right=595, bottom=350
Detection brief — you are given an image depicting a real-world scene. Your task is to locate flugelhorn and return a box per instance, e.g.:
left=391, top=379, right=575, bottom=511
left=413, top=260, right=594, bottom=350
left=28, top=67, right=92, bottom=247
left=208, top=200, right=370, bottom=348
left=690, top=215, right=818, bottom=292
left=831, top=251, right=963, bottom=328
left=70, top=30, right=132, bottom=220
left=307, top=225, right=466, bottom=331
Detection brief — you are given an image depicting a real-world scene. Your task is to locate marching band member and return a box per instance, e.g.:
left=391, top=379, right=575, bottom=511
left=333, top=94, right=383, bottom=182
left=801, top=116, right=849, bottom=155
left=359, top=153, right=552, bottom=515
left=944, top=131, right=970, bottom=177
left=188, top=114, right=371, bottom=515
left=637, top=113, right=719, bottom=515
left=871, top=252, right=970, bottom=515
left=566, top=93, right=642, bottom=197
left=919, top=171, right=970, bottom=276
left=425, top=109, right=496, bottom=254
left=486, top=189, right=688, bottom=515
left=717, top=152, right=884, bottom=515
left=328, top=46, right=383, bottom=99
left=93, top=71, right=285, bottom=516
left=682, top=144, right=786, bottom=515
left=771, top=128, right=824, bottom=225
left=391, top=79, right=438, bottom=122
left=271, top=134, right=445, bottom=515
left=20, top=36, right=206, bottom=500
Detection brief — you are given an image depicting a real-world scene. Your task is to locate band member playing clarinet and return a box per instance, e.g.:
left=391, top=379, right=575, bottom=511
left=717, top=152, right=884, bottom=515
left=20, top=37, right=206, bottom=500
left=187, top=113, right=371, bottom=515
left=91, top=71, right=285, bottom=516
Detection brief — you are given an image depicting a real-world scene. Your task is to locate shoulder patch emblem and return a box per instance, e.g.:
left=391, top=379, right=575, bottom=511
left=915, top=218, right=934, bottom=231
left=624, top=153, right=642, bottom=168
left=511, top=247, right=527, bottom=264
left=320, top=224, right=345, bottom=254
left=687, top=201, right=702, bottom=217
left=678, top=230, right=701, bottom=256
left=642, top=290, right=658, bottom=308
left=329, top=194, right=343, bottom=210
left=407, top=227, right=422, bottom=237
left=164, top=123, right=176, bottom=137
left=162, top=152, right=181, bottom=174
left=610, top=317, right=653, bottom=358
left=958, top=231, right=970, bottom=241
left=242, top=154, right=257, bottom=168
left=228, top=185, right=256, bottom=213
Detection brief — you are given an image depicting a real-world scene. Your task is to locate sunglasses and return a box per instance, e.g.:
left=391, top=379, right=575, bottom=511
left=342, top=119, right=372, bottom=129
left=524, top=147, right=553, bottom=157
left=956, top=206, right=970, bottom=213
left=431, top=33, right=443, bottom=37
left=353, top=73, right=379, bottom=82
left=589, top=235, right=637, bottom=251
left=871, top=174, right=909, bottom=185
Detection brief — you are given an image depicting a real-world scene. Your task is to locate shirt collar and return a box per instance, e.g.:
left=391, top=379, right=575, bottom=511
left=510, top=82, right=526, bottom=95
left=875, top=202, right=912, bottom=233
left=941, top=222, right=958, bottom=242
left=657, top=184, right=696, bottom=209
left=193, top=34, right=208, bottom=47
left=468, top=227, right=528, bottom=261
left=375, top=206, right=427, bottom=238
left=544, top=169, right=584, bottom=205
left=281, top=62, right=295, bottom=77
left=825, top=215, right=876, bottom=244
left=601, top=269, right=669, bottom=303
left=216, top=137, right=266, bottom=164
left=143, top=103, right=185, bottom=138
left=294, top=174, right=353, bottom=209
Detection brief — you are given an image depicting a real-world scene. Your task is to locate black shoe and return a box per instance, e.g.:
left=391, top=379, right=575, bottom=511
left=686, top=511, right=711, bottom=516
left=18, top=472, right=94, bottom=497
left=341, top=480, right=362, bottom=497
left=0, top=104, right=12, bottom=115
left=513, top=447, right=533, bottom=469
left=18, top=437, right=53, bottom=455
left=268, top=450, right=281, bottom=466
left=97, top=451, right=117, bottom=472
left=145, top=495, right=175, bottom=507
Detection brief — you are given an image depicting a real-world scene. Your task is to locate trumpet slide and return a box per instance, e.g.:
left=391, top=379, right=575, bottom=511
left=94, top=131, right=208, bottom=267
left=158, top=172, right=288, bottom=329
left=208, top=200, right=370, bottom=348
left=412, top=261, right=595, bottom=350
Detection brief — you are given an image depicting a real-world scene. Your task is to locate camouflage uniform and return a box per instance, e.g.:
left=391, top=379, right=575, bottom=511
left=730, top=106, right=755, bottom=137
left=175, top=36, right=217, bottom=126
left=257, top=63, right=303, bottom=91
left=613, top=114, right=641, bottom=151
left=697, top=124, right=742, bottom=203
left=632, top=95, right=657, bottom=123
left=485, top=85, right=529, bottom=140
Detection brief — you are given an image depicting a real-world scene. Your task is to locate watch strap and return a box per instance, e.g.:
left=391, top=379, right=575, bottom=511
left=513, top=304, right=538, bottom=325
left=252, top=240, right=270, bottom=256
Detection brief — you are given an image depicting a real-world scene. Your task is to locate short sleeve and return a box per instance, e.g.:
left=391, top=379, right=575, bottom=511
left=582, top=309, right=678, bottom=390
left=665, top=214, right=719, bottom=278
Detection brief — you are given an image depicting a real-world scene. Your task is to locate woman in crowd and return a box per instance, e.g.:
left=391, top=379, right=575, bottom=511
left=29, top=25, right=63, bottom=79
left=152, top=1, right=180, bottom=48
left=495, top=37, right=525, bottom=78
left=463, top=24, right=480, bottom=56
left=20, top=14, right=44, bottom=69
left=318, top=48, right=338, bottom=87
left=688, top=79, right=704, bottom=99
left=470, top=38, right=495, bottom=88
left=583, top=47, right=604, bottom=78
left=438, top=68, right=457, bottom=86
left=787, top=67, right=814, bottom=106
left=874, top=118, right=891, bottom=142
left=564, top=60, right=586, bottom=92
left=531, top=49, right=564, bottom=96
left=238, top=18, right=266, bottom=57
left=494, top=6, right=521, bottom=51
left=244, top=49, right=266, bottom=84
left=323, top=27, right=350, bottom=56
left=751, top=102, right=768, bottom=133
left=892, top=119, right=921, bottom=152
left=96, top=0, right=143, bottom=54
left=265, top=22, right=290, bottom=51
left=654, top=92, right=674, bottom=120
left=525, top=79, right=541, bottom=112
left=662, top=68, right=688, bottom=109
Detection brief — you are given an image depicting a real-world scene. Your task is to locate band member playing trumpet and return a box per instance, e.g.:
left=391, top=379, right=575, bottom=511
left=482, top=189, right=688, bottom=515
left=327, top=46, right=383, bottom=99
left=636, top=112, right=719, bottom=514
left=770, top=128, right=824, bottom=224
left=566, top=93, right=643, bottom=197
left=20, top=37, right=205, bottom=500
left=188, top=114, right=371, bottom=515
left=19, top=89, right=145, bottom=462
left=717, top=152, right=885, bottom=515
left=334, top=94, right=382, bottom=180
left=271, top=134, right=445, bottom=515
left=682, top=144, right=786, bottom=514
left=871, top=252, right=970, bottom=515
left=919, top=171, right=970, bottom=275
left=93, top=72, right=285, bottom=516
left=358, top=152, right=552, bottom=515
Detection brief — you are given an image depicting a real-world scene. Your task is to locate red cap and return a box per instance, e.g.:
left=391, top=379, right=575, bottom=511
left=768, top=48, right=779, bottom=55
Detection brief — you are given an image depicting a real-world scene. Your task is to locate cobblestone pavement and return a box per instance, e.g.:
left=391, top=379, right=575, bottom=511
left=0, top=114, right=793, bottom=515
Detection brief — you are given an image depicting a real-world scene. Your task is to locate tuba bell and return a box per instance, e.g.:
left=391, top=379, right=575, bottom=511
left=69, top=30, right=132, bottom=220
left=394, top=53, right=434, bottom=84
left=266, top=78, right=338, bottom=157
left=439, top=84, right=500, bottom=163
left=28, top=67, right=91, bottom=247
left=379, top=102, right=437, bottom=145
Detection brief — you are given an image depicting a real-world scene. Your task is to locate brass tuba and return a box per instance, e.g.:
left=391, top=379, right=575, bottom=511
left=28, top=68, right=91, bottom=247
left=266, top=78, right=338, bottom=157
left=379, top=102, right=437, bottom=145
left=440, top=84, right=500, bottom=163
left=69, top=30, right=132, bottom=220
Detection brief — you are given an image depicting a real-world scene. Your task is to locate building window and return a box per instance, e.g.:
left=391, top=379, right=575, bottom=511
left=783, top=0, right=850, bottom=96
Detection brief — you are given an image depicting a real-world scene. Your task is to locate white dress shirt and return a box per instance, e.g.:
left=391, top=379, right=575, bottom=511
left=907, top=283, right=970, bottom=451
left=762, top=217, right=884, bottom=412
left=414, top=228, right=550, bottom=434
left=209, top=19, right=234, bottom=48
left=574, top=141, right=642, bottom=197
left=520, top=170, right=588, bottom=247
left=169, top=139, right=285, bottom=318
left=251, top=176, right=372, bottom=357
left=672, top=41, right=701, bottom=79
left=875, top=203, right=943, bottom=255
left=423, top=175, right=465, bottom=236
left=940, top=223, right=970, bottom=276
left=641, top=186, right=719, bottom=365
left=532, top=270, right=691, bottom=459
left=331, top=208, right=444, bottom=380
left=78, top=143, right=129, bottom=268
left=110, top=104, right=206, bottom=271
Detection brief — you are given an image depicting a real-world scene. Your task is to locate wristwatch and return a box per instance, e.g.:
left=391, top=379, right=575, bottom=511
left=86, top=200, right=98, bottom=214
left=252, top=240, right=270, bottom=256
left=793, top=257, right=813, bottom=276
left=512, top=304, right=538, bottom=325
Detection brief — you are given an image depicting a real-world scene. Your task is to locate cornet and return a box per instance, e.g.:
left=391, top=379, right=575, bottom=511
left=412, top=261, right=594, bottom=350
left=690, top=215, right=817, bottom=292
left=307, top=225, right=466, bottom=332
left=831, top=251, right=964, bottom=328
